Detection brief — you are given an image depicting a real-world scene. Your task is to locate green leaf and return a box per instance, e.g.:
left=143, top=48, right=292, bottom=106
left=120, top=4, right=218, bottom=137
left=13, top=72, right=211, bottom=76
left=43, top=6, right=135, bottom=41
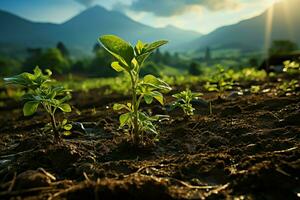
left=99, top=35, right=134, bottom=67
left=144, top=95, right=153, bottom=104
left=134, top=40, right=144, bottom=55
left=113, top=103, right=130, bottom=111
left=59, top=103, right=72, bottom=112
left=119, top=112, right=131, bottom=127
left=33, top=66, right=42, bottom=77
left=136, top=52, right=151, bottom=66
left=23, top=101, right=39, bottom=116
left=63, top=131, right=72, bottom=136
left=111, top=62, right=125, bottom=72
left=60, top=94, right=72, bottom=103
left=143, top=75, right=172, bottom=92
left=4, top=73, right=34, bottom=86
left=144, top=40, right=168, bottom=53
left=131, top=58, right=139, bottom=70
left=151, top=91, right=164, bottom=105
left=62, top=119, right=68, bottom=126
left=45, top=69, right=52, bottom=76
left=63, top=124, right=72, bottom=131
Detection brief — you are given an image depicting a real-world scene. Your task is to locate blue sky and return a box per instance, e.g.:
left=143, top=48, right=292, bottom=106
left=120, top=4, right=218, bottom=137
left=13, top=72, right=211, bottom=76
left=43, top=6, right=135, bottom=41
left=0, top=0, right=279, bottom=33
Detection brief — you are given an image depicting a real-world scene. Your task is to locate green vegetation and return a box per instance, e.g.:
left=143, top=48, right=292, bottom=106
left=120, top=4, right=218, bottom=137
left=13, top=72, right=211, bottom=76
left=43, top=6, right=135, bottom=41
left=283, top=60, right=300, bottom=73
left=269, top=40, right=298, bottom=55
left=204, top=66, right=234, bottom=95
left=171, top=89, right=202, bottom=116
left=277, top=79, right=299, bottom=96
left=4, top=67, right=72, bottom=141
left=99, top=35, right=171, bottom=145
left=23, top=48, right=70, bottom=74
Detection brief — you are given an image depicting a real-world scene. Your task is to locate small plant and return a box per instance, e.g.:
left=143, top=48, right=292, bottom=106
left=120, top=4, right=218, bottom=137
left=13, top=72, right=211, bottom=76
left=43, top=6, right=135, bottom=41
left=99, top=35, right=171, bottom=144
left=204, top=66, right=234, bottom=96
left=4, top=67, right=72, bottom=141
left=250, top=85, right=261, bottom=94
left=171, top=89, right=203, bottom=116
left=277, top=79, right=299, bottom=96
left=283, top=60, right=300, bottom=73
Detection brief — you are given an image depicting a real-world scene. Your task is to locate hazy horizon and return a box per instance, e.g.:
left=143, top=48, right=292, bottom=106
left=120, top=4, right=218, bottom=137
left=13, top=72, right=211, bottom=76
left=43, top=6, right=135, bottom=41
left=0, top=0, right=280, bottom=34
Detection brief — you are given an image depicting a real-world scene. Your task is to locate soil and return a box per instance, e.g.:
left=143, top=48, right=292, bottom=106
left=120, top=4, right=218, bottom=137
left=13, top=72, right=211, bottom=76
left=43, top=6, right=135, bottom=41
left=0, top=77, right=299, bottom=200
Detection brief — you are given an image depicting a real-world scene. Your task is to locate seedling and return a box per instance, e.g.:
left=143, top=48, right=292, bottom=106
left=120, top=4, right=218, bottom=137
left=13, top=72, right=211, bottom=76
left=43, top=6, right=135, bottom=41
left=205, top=66, right=234, bottom=96
left=171, top=89, right=203, bottom=116
left=99, top=35, right=171, bottom=144
left=4, top=67, right=72, bottom=141
left=283, top=60, right=300, bottom=73
left=277, top=79, right=299, bottom=96
left=250, top=85, right=260, bottom=94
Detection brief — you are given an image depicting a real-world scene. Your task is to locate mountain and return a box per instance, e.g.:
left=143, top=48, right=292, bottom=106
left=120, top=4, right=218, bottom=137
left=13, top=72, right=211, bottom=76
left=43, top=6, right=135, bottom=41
left=190, top=0, right=300, bottom=52
left=0, top=10, right=58, bottom=47
left=0, top=6, right=201, bottom=55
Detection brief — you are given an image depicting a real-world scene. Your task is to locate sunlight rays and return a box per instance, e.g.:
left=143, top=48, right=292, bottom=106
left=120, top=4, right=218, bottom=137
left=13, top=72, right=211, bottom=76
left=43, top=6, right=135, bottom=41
left=264, top=1, right=274, bottom=56
left=282, top=0, right=295, bottom=40
left=264, top=0, right=295, bottom=56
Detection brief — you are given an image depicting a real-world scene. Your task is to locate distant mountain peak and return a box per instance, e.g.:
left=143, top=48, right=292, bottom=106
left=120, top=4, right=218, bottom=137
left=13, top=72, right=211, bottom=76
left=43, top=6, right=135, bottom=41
left=84, top=5, right=108, bottom=12
left=188, top=0, right=300, bottom=52
left=0, top=7, right=201, bottom=54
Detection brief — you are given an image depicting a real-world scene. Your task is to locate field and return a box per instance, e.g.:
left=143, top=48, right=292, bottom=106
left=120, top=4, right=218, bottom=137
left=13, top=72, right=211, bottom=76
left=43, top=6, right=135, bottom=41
left=0, top=69, right=299, bottom=199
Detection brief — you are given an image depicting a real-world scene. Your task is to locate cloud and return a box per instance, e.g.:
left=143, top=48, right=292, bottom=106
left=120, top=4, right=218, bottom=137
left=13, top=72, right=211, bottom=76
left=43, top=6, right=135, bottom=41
left=74, top=0, right=96, bottom=7
left=125, top=0, right=240, bottom=16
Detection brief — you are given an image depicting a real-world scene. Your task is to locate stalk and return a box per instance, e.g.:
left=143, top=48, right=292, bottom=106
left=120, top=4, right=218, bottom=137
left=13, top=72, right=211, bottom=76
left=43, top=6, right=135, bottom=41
left=43, top=103, right=60, bottom=141
left=49, top=112, right=60, bottom=141
left=130, top=72, right=139, bottom=144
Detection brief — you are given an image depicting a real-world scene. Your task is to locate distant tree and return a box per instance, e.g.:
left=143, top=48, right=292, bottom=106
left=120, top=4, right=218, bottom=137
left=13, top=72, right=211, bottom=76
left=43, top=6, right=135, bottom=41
left=269, top=40, right=298, bottom=55
left=26, top=48, right=42, bottom=56
left=205, top=47, right=211, bottom=61
left=23, top=48, right=70, bottom=74
left=89, top=48, right=116, bottom=77
left=140, top=62, right=160, bottom=77
left=189, top=62, right=202, bottom=75
left=151, top=49, right=162, bottom=63
left=174, top=52, right=179, bottom=59
left=72, top=60, right=88, bottom=73
left=40, top=48, right=70, bottom=74
left=162, top=51, right=171, bottom=64
left=249, top=57, right=258, bottom=67
left=56, top=42, right=69, bottom=57
left=0, top=56, right=21, bottom=76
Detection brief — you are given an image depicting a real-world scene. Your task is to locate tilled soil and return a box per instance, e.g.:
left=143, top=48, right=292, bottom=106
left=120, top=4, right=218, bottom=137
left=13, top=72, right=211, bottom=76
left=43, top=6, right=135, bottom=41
left=0, top=81, right=299, bottom=200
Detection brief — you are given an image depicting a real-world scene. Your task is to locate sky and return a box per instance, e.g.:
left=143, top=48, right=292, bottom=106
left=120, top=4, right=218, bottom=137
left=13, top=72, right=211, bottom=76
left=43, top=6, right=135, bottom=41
left=0, top=0, right=280, bottom=34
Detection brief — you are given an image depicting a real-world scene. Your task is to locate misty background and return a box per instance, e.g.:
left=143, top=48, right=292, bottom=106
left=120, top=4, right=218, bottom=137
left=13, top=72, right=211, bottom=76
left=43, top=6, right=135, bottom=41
left=0, top=0, right=299, bottom=77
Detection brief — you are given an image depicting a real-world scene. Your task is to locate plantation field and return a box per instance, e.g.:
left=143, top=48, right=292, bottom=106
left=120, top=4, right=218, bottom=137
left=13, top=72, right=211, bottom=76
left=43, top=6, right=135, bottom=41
left=0, top=72, right=299, bottom=199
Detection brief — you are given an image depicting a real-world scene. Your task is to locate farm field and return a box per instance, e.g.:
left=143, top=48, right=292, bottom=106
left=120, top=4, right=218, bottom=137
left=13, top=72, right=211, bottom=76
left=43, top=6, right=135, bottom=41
left=0, top=71, right=299, bottom=199
left=1, top=0, right=300, bottom=199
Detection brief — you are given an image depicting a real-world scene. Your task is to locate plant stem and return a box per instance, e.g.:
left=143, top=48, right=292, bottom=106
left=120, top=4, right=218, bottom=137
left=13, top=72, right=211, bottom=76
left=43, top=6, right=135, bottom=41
left=42, top=103, right=60, bottom=141
left=129, top=72, right=139, bottom=144
left=49, top=112, right=60, bottom=141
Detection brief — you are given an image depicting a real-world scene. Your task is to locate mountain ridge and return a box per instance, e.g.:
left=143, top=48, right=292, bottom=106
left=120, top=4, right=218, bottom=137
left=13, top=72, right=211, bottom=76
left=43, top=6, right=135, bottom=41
left=0, top=6, right=201, bottom=54
left=190, top=0, right=300, bottom=52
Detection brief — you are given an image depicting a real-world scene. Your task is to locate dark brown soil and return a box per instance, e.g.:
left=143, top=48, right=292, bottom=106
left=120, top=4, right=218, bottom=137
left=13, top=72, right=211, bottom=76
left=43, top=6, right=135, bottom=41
left=0, top=79, right=299, bottom=200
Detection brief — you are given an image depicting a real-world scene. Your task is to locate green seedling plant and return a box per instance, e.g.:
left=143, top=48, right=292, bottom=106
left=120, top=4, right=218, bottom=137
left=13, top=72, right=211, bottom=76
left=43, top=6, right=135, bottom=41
left=205, top=66, right=234, bottom=97
left=171, top=89, right=203, bottom=117
left=283, top=60, right=300, bottom=73
left=99, top=35, right=171, bottom=145
left=250, top=85, right=261, bottom=94
left=277, top=79, right=299, bottom=96
left=4, top=67, right=72, bottom=141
